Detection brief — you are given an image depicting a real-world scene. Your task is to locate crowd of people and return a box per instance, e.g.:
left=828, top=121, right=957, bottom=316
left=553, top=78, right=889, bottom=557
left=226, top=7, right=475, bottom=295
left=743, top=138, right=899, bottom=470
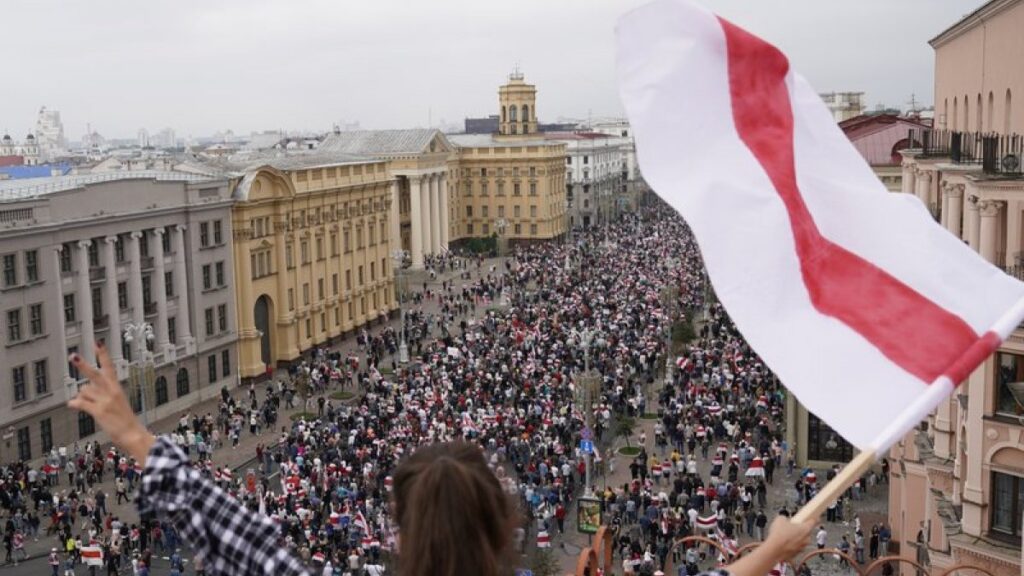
left=2, top=205, right=887, bottom=575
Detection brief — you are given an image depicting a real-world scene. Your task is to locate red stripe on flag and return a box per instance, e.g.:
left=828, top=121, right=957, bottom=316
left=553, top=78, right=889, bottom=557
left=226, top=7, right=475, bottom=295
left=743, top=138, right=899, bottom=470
left=717, top=16, right=979, bottom=384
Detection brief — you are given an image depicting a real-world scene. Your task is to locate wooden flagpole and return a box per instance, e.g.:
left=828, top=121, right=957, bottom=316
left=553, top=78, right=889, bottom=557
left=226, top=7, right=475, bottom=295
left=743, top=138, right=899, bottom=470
left=793, top=450, right=877, bottom=523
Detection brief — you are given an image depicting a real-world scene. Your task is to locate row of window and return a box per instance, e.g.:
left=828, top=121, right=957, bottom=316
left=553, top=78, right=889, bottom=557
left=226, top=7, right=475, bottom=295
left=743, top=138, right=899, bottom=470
left=1, top=250, right=39, bottom=288
left=204, top=304, right=230, bottom=337
left=465, top=205, right=543, bottom=219
left=465, top=166, right=540, bottom=178
left=286, top=259, right=388, bottom=311
left=198, top=220, right=225, bottom=249
left=302, top=292, right=388, bottom=339
left=61, top=274, right=174, bottom=326
left=466, top=222, right=539, bottom=236
left=294, top=163, right=386, bottom=183
left=11, top=359, right=49, bottom=404
left=462, top=181, right=538, bottom=197
left=6, top=304, right=44, bottom=344
left=14, top=418, right=53, bottom=462
left=202, top=261, right=227, bottom=291
left=58, top=229, right=175, bottom=274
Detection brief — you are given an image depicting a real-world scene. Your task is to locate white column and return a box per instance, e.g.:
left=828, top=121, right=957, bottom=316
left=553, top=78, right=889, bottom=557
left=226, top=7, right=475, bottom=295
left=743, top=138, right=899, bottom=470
left=409, top=177, right=424, bottom=269
left=389, top=180, right=401, bottom=252
left=966, top=195, right=981, bottom=251
left=901, top=163, right=916, bottom=195
left=76, top=240, right=96, bottom=365
left=424, top=176, right=436, bottom=256
left=978, top=200, right=1002, bottom=264
left=439, top=173, right=450, bottom=251
left=916, top=170, right=932, bottom=209
left=1007, top=200, right=1022, bottom=268
left=947, top=184, right=963, bottom=240
left=152, top=228, right=170, bottom=350
left=129, top=231, right=145, bottom=327
left=54, top=246, right=72, bottom=387
left=102, top=237, right=123, bottom=363
left=173, top=225, right=192, bottom=341
left=430, top=173, right=442, bottom=254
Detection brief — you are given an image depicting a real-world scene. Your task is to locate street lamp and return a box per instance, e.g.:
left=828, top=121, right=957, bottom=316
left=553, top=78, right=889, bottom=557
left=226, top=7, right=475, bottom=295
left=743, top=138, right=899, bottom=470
left=577, top=328, right=602, bottom=499
left=390, top=249, right=410, bottom=364
left=123, top=322, right=155, bottom=427
left=493, top=218, right=508, bottom=257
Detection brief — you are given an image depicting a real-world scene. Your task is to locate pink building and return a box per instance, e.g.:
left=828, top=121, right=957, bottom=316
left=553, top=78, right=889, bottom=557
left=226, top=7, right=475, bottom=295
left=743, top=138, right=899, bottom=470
left=840, top=114, right=930, bottom=192
left=894, top=1, right=1024, bottom=575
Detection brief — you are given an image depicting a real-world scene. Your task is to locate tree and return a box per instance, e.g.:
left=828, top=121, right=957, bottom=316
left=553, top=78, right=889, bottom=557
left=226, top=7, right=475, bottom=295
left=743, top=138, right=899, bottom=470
left=615, top=416, right=636, bottom=448
left=530, top=548, right=561, bottom=576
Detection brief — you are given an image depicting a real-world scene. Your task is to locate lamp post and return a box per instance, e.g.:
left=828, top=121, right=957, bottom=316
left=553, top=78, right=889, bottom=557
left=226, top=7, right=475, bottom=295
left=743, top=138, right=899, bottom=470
left=577, top=328, right=602, bottom=499
left=391, top=249, right=410, bottom=364
left=493, top=218, right=508, bottom=257
left=123, top=322, right=155, bottom=428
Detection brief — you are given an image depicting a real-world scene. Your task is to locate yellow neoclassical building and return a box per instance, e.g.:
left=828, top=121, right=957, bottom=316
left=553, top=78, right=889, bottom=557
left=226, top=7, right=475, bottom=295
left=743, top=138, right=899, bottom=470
left=223, top=155, right=396, bottom=379
left=449, top=72, right=568, bottom=243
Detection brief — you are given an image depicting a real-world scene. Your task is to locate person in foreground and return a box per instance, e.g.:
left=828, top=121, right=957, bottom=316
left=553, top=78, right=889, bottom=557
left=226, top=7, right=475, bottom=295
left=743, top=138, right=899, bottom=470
left=68, top=343, right=813, bottom=576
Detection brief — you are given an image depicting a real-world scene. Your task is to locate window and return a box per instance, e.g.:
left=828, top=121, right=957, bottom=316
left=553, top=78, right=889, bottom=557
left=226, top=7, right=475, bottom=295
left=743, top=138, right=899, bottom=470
left=115, top=236, right=125, bottom=262
left=370, top=262, right=376, bottom=282
left=205, top=308, right=214, bottom=336
left=200, top=222, right=210, bottom=247
left=498, top=206, right=505, bottom=218
left=318, top=278, right=324, bottom=299
left=482, top=223, right=490, bottom=235
left=286, top=244, right=294, bottom=268
left=530, top=183, right=537, bottom=196
left=2, top=254, right=16, bottom=286
left=213, top=220, right=223, bottom=245
left=60, top=245, right=73, bottom=272
left=162, top=229, right=172, bottom=254
left=33, top=360, right=47, bottom=394
left=16, top=427, right=30, bottom=461
left=996, top=352, right=1024, bottom=418
left=176, top=368, right=190, bottom=397
left=530, top=205, right=537, bottom=218
left=87, top=242, right=99, bottom=267
left=316, top=237, right=324, bottom=260
left=168, top=317, right=176, bottom=344
left=24, top=250, right=37, bottom=283
left=529, top=167, right=536, bottom=177
left=530, top=224, right=538, bottom=236
left=118, top=282, right=128, bottom=310
left=7, top=309, right=21, bottom=342
left=333, top=273, right=339, bottom=295
left=480, top=168, right=488, bottom=177
left=497, top=182, right=505, bottom=196
left=202, top=264, right=212, bottom=290
left=584, top=156, right=590, bottom=165
left=208, top=355, right=217, bottom=383
left=88, top=289, right=104, bottom=324
left=78, top=411, right=95, bottom=439
left=343, top=231, right=351, bottom=253
left=301, top=241, right=309, bottom=264
left=514, top=183, right=521, bottom=196
left=303, top=283, right=310, bottom=306
left=139, top=232, right=149, bottom=258
left=222, top=350, right=231, bottom=378
left=305, top=318, right=312, bottom=338
left=482, top=205, right=489, bottom=218
left=368, top=226, right=375, bottom=246
left=288, top=288, right=295, bottom=311
left=154, top=376, right=168, bottom=406
left=29, top=304, right=43, bottom=336
left=67, top=346, right=79, bottom=380
left=514, top=206, right=521, bottom=218
left=358, top=266, right=364, bottom=286
left=335, top=308, right=340, bottom=326
left=991, top=472, right=1024, bottom=538
left=12, top=366, right=26, bottom=403
left=807, top=412, right=853, bottom=462
left=514, top=223, right=522, bottom=235
left=345, top=270, right=352, bottom=290
left=481, top=182, right=488, bottom=197
left=466, top=206, right=473, bottom=218
left=348, top=301, right=355, bottom=321
left=215, top=262, right=225, bottom=287
left=142, top=276, right=152, bottom=310
left=218, top=304, right=227, bottom=332
left=320, top=312, right=326, bottom=332
left=40, top=418, right=52, bottom=453
left=467, top=223, right=474, bottom=235
left=165, top=272, right=173, bottom=298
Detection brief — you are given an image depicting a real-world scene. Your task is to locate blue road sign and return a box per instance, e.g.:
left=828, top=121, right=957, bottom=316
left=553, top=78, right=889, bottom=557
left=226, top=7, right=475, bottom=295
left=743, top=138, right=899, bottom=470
left=580, top=439, right=594, bottom=454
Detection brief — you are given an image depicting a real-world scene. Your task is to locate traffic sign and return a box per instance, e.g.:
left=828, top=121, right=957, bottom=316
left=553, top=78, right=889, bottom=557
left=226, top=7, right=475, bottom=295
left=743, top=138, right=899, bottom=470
left=580, top=439, right=594, bottom=454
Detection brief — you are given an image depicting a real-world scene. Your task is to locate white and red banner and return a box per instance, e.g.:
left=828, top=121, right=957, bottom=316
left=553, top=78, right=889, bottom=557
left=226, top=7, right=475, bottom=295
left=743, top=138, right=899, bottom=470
left=617, top=0, right=1024, bottom=451
left=82, top=546, right=104, bottom=567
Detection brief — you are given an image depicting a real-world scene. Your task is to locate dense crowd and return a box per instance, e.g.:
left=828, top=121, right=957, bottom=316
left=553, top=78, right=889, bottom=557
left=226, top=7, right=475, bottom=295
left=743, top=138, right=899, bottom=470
left=2, top=206, right=889, bottom=576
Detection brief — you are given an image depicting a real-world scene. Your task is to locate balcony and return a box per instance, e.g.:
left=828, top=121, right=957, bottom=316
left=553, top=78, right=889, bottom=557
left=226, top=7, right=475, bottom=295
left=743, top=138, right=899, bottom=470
left=93, top=314, right=109, bottom=329
left=140, top=256, right=155, bottom=270
left=144, top=301, right=157, bottom=316
left=89, top=267, right=106, bottom=282
left=909, top=129, right=1023, bottom=177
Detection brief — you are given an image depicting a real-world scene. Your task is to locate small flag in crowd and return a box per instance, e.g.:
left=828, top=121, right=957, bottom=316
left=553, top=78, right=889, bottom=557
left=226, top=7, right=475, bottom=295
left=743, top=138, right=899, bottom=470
left=617, top=0, right=1024, bottom=452
left=536, top=530, right=551, bottom=548
left=81, top=547, right=104, bottom=567
left=695, top=515, right=718, bottom=531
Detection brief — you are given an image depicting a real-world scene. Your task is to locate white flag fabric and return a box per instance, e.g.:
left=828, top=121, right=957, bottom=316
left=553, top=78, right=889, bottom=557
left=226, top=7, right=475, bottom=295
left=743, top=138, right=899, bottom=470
left=616, top=0, right=1024, bottom=451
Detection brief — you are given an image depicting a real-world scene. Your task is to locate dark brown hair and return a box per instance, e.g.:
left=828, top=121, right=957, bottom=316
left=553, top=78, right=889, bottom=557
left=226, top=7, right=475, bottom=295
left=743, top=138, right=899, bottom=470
left=392, top=441, right=518, bottom=576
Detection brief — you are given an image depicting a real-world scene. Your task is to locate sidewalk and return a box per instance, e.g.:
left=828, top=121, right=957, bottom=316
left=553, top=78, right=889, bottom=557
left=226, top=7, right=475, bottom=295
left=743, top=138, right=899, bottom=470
left=6, top=256, right=507, bottom=567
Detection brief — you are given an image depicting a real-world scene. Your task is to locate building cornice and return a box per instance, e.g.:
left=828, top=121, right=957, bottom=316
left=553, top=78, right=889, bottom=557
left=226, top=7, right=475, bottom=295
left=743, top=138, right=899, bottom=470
left=929, top=0, right=1021, bottom=48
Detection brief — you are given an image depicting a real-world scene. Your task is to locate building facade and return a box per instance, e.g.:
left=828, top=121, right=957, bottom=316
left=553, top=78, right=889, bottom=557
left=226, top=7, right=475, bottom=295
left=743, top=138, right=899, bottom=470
left=0, top=134, right=40, bottom=166
left=839, top=114, right=930, bottom=193
left=547, top=133, right=627, bottom=231
left=318, top=129, right=454, bottom=269
left=226, top=156, right=396, bottom=381
left=820, top=91, right=866, bottom=122
left=892, top=2, right=1024, bottom=574
left=0, top=172, right=238, bottom=463
left=448, top=73, right=568, bottom=245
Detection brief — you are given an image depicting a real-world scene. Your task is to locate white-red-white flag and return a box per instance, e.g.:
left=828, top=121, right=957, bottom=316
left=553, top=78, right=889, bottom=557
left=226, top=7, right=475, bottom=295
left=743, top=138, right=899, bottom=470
left=617, top=0, right=1024, bottom=451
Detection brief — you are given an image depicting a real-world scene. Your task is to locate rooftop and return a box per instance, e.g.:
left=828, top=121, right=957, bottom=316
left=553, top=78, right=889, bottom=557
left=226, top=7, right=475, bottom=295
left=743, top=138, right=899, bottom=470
left=448, top=133, right=558, bottom=148
left=198, top=150, right=377, bottom=174
left=318, top=129, right=441, bottom=156
left=0, top=171, right=218, bottom=203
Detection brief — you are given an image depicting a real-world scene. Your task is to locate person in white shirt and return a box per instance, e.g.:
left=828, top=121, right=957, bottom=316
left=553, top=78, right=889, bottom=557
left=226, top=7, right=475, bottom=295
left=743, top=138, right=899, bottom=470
left=816, top=526, right=828, bottom=549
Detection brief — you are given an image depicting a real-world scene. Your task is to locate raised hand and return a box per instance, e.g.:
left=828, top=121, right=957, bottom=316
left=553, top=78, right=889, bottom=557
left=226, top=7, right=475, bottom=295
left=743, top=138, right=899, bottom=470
left=68, top=343, right=156, bottom=464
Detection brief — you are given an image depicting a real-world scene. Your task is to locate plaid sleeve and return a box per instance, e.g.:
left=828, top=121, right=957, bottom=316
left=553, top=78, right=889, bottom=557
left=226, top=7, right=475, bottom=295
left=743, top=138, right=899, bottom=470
left=137, top=436, right=310, bottom=576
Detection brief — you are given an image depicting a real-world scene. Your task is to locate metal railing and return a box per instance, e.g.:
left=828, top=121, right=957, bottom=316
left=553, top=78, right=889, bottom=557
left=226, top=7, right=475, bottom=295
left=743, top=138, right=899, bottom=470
left=0, top=170, right=217, bottom=201
left=909, top=129, right=1023, bottom=177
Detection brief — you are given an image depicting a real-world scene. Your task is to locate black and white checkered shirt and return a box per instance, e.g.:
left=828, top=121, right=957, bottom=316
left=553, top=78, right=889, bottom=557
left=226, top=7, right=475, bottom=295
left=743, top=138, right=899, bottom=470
left=138, top=436, right=310, bottom=576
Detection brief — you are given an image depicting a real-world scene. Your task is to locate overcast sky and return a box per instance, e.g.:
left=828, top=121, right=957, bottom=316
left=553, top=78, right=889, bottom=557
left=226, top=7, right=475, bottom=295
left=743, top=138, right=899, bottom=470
left=4, top=0, right=979, bottom=140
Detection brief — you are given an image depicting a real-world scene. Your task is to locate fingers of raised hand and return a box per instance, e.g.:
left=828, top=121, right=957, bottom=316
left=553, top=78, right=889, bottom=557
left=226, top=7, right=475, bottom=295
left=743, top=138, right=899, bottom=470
left=70, top=350, right=112, bottom=391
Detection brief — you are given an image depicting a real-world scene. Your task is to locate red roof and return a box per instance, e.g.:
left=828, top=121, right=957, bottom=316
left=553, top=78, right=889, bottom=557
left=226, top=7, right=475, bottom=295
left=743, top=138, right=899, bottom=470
left=0, top=156, right=24, bottom=167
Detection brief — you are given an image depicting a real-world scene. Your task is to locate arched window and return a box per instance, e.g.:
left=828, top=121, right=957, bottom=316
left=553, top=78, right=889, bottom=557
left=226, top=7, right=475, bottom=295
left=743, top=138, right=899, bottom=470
left=977, top=93, right=983, bottom=133
left=521, top=104, right=529, bottom=123
left=1007, top=89, right=1013, bottom=134
left=501, top=106, right=506, bottom=123
left=943, top=98, right=948, bottom=128
left=964, top=94, right=970, bottom=133
left=988, top=91, right=995, bottom=132
left=953, top=97, right=959, bottom=131
left=176, top=368, right=190, bottom=398
left=155, top=376, right=168, bottom=406
left=509, top=106, right=517, bottom=122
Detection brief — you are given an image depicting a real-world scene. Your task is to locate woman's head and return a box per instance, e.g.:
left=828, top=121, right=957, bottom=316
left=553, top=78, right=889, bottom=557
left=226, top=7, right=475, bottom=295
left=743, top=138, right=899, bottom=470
left=392, top=441, right=517, bottom=576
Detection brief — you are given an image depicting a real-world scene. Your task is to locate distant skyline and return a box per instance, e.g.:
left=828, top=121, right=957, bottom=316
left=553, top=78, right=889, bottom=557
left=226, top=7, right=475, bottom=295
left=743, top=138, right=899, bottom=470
left=4, top=0, right=982, bottom=140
